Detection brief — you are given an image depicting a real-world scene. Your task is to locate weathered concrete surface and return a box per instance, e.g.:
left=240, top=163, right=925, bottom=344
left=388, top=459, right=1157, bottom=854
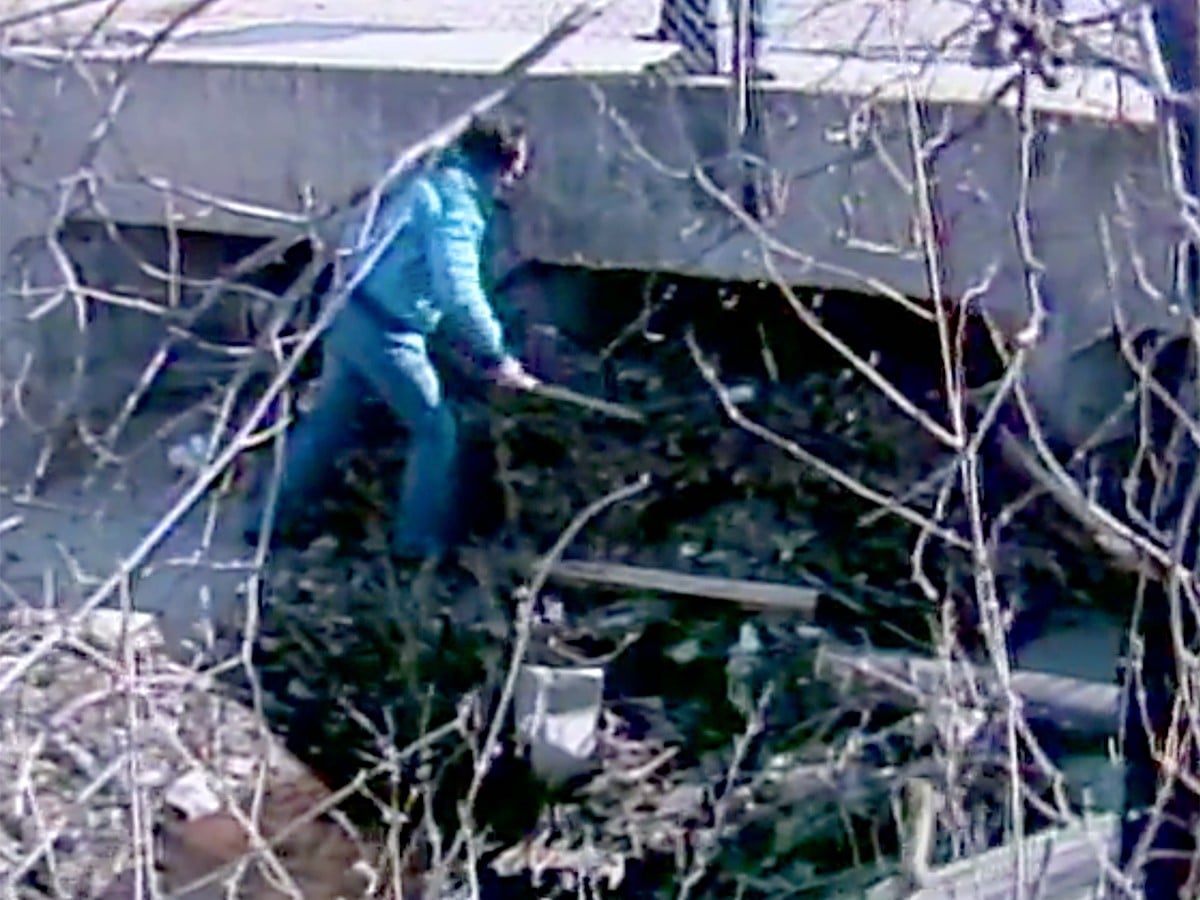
left=0, top=0, right=661, bottom=41
left=0, top=436, right=255, bottom=646
left=0, top=18, right=1173, bottom=444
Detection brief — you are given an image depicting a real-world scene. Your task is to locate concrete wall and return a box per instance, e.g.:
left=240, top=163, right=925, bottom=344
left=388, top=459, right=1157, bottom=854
left=1, top=54, right=1176, bottom=313
left=0, top=48, right=1184, bottom=467
left=0, top=218, right=263, bottom=482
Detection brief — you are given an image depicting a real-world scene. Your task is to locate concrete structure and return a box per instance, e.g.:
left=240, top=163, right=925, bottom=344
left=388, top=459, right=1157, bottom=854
left=0, top=1, right=1179, bottom=503
left=2, top=2, right=1196, bottom=888
left=0, top=2, right=1179, bottom=456
left=0, top=0, right=1180, bottom=632
left=1, top=3, right=1165, bottom=305
left=0, top=0, right=1183, bottom=551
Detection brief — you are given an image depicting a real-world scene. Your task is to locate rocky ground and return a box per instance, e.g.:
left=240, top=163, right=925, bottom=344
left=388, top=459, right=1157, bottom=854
left=0, top=603, right=313, bottom=898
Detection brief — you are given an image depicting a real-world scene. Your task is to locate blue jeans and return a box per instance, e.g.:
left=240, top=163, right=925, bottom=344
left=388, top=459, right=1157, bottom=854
left=248, top=316, right=458, bottom=556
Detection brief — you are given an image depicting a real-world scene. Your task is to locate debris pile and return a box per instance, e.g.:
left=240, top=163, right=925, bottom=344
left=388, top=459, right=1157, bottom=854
left=0, top=294, right=1128, bottom=897
left=0, top=606, right=317, bottom=899
left=227, top=319, right=1126, bottom=896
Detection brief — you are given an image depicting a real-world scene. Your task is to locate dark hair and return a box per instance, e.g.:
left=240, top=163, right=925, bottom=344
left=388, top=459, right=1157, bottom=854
left=456, top=116, right=527, bottom=173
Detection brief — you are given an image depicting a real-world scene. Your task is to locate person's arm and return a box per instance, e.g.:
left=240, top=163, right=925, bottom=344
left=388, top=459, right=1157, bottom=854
left=422, top=188, right=509, bottom=371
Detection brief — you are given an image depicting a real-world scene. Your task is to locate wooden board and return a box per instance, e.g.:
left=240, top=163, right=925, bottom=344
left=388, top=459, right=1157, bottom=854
left=866, top=813, right=1118, bottom=900
left=546, top=559, right=820, bottom=615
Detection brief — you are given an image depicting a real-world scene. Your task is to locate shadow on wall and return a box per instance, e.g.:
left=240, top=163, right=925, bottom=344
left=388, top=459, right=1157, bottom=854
left=497, top=264, right=1006, bottom=404
left=0, top=214, right=1010, bottom=498
left=0, top=222, right=323, bottom=491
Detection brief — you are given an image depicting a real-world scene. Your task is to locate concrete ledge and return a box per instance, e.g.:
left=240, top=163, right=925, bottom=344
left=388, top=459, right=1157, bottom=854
left=6, top=27, right=680, bottom=74
left=0, top=16, right=1180, bottom=455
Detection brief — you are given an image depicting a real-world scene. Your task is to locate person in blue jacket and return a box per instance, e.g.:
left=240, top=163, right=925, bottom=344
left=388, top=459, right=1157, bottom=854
left=244, top=116, right=540, bottom=560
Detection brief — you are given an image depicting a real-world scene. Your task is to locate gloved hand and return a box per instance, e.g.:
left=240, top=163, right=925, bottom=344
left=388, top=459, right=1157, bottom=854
left=491, top=355, right=541, bottom=392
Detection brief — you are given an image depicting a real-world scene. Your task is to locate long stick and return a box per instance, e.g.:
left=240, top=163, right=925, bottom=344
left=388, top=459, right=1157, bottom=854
left=816, top=645, right=1120, bottom=742
left=546, top=558, right=820, bottom=614
left=524, top=382, right=646, bottom=424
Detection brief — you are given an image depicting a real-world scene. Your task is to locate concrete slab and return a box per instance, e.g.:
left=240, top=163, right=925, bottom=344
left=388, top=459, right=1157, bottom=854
left=4, top=9, right=1156, bottom=129
left=1, top=0, right=1136, bottom=56
left=0, top=411, right=257, bottom=653
left=1, top=0, right=662, bottom=41
left=1, top=0, right=1143, bottom=88
left=56, top=27, right=682, bottom=74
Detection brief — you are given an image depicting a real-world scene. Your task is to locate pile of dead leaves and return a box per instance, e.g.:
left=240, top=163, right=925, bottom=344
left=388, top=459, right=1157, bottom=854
left=226, top=324, right=1126, bottom=896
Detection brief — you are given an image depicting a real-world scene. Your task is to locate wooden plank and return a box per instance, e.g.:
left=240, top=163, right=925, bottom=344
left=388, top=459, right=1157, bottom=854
left=866, top=813, right=1118, bottom=900
left=546, top=560, right=820, bottom=615
left=817, top=648, right=1120, bottom=741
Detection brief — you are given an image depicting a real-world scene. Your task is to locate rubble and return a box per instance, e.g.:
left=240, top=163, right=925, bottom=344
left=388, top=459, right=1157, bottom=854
left=219, top=312, right=1133, bottom=897
left=0, top=605, right=342, bottom=899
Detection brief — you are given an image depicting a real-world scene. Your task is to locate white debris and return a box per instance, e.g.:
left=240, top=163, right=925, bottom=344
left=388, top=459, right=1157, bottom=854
left=666, top=637, right=703, bottom=665
left=726, top=383, right=757, bottom=406
left=81, top=608, right=162, bottom=652
left=164, top=769, right=223, bottom=820
left=167, top=433, right=210, bottom=473
left=514, top=664, right=605, bottom=786
left=5, top=606, right=162, bottom=652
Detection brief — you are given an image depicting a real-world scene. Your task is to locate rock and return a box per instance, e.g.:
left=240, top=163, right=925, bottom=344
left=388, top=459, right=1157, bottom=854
left=514, top=664, right=605, bottom=786
left=3, top=606, right=162, bottom=652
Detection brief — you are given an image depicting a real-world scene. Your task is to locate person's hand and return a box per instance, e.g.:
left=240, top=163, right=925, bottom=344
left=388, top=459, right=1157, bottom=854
left=491, top=356, right=540, bottom=392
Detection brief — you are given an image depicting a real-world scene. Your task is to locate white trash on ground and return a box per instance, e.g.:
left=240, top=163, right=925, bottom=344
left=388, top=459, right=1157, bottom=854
left=165, top=768, right=224, bottom=820
left=514, top=664, right=605, bottom=786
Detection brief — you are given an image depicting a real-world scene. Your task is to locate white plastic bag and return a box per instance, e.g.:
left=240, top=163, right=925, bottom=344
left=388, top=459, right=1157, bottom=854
left=514, top=664, right=605, bottom=786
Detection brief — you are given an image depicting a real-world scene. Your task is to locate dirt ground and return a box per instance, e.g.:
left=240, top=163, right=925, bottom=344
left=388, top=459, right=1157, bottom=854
left=0, top=400, right=306, bottom=896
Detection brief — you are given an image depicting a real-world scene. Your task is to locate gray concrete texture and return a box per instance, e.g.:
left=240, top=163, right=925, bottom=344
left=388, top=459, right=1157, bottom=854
left=0, top=6, right=1167, bottom=311
left=0, top=2, right=1176, bottom=464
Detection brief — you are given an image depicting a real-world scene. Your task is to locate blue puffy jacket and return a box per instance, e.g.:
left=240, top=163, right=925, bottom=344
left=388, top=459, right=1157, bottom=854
left=335, top=155, right=507, bottom=368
